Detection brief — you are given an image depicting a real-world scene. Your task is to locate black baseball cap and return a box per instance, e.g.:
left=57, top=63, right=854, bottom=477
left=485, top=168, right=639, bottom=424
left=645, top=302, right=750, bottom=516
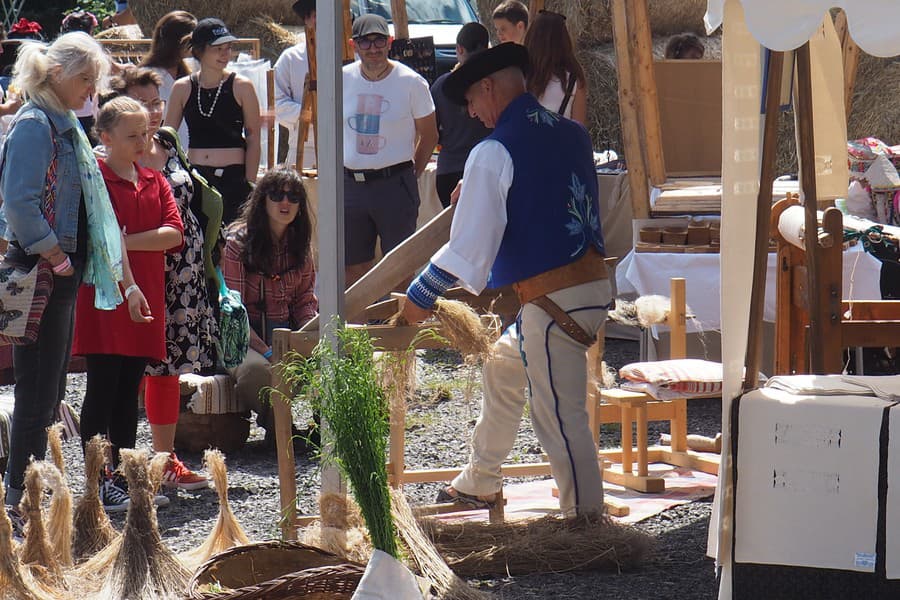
left=191, top=18, right=238, bottom=48
left=444, top=42, right=529, bottom=105
left=352, top=14, right=390, bottom=39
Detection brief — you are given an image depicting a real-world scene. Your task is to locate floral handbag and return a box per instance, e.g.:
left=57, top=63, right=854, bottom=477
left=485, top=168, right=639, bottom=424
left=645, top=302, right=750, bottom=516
left=0, top=113, right=58, bottom=345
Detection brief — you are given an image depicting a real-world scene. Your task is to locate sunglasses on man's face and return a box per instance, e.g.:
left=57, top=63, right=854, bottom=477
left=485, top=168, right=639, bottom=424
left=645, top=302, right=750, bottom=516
left=268, top=191, right=303, bottom=205
left=356, top=35, right=388, bottom=50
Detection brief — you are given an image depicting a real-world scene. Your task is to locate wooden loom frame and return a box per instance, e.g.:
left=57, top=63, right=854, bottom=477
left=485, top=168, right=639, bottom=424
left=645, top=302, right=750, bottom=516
left=771, top=196, right=900, bottom=375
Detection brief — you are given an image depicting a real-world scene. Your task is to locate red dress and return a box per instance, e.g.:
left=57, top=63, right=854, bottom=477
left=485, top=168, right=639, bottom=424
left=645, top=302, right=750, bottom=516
left=72, top=161, right=183, bottom=360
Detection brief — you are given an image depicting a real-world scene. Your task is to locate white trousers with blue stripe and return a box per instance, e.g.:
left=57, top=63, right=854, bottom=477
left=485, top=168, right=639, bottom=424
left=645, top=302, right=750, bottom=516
left=452, top=278, right=612, bottom=516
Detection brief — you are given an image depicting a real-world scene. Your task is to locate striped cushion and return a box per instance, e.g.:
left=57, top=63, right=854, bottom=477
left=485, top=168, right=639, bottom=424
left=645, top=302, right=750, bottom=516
left=179, top=373, right=241, bottom=415
left=619, top=359, right=724, bottom=399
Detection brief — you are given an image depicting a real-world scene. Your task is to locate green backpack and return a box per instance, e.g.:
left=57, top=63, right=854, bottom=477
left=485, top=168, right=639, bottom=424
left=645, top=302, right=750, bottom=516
left=215, top=266, right=249, bottom=369
left=156, top=126, right=223, bottom=284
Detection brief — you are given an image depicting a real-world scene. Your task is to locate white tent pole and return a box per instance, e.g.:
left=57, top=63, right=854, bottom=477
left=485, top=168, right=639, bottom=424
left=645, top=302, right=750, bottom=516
left=316, top=0, right=347, bottom=500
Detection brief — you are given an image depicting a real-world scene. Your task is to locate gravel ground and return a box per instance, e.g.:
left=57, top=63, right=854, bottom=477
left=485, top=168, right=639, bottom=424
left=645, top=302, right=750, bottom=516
left=36, top=337, right=719, bottom=599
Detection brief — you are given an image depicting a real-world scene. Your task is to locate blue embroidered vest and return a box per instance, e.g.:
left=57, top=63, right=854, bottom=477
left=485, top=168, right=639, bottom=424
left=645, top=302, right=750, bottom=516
left=487, top=93, right=605, bottom=288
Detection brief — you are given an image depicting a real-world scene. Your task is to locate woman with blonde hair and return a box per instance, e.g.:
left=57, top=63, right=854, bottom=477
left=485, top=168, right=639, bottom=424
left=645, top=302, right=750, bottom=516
left=524, top=10, right=588, bottom=125
left=0, top=32, right=145, bottom=531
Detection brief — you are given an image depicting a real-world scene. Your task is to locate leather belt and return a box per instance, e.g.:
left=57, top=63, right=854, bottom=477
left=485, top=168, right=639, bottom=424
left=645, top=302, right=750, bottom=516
left=512, top=247, right=608, bottom=305
left=530, top=295, right=598, bottom=347
left=344, top=161, right=413, bottom=183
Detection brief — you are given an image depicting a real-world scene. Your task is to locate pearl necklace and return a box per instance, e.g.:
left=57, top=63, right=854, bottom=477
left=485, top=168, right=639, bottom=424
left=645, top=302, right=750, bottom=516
left=196, top=74, right=225, bottom=118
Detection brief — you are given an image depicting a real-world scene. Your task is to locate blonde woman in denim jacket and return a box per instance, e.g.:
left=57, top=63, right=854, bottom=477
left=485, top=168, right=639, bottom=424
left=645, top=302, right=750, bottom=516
left=0, top=33, right=146, bottom=535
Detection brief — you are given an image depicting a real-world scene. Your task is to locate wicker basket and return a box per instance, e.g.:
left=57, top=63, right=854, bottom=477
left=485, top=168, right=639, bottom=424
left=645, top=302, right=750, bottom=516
left=174, top=410, right=250, bottom=453
left=188, top=541, right=365, bottom=600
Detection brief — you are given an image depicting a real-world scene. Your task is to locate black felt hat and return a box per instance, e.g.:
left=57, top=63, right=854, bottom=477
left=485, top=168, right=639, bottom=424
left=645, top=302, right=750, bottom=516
left=444, top=42, right=529, bottom=106
left=292, top=0, right=316, bottom=20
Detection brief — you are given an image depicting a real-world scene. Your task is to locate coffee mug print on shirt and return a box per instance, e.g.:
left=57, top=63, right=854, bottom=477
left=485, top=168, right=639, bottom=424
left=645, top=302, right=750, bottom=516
left=349, top=93, right=391, bottom=155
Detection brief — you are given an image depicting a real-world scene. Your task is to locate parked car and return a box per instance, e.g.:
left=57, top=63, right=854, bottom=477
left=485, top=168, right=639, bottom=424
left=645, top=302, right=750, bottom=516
left=350, top=0, right=480, bottom=78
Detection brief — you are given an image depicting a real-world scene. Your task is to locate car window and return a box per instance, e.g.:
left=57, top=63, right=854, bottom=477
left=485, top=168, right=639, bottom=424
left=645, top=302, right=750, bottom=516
left=351, top=0, right=476, bottom=25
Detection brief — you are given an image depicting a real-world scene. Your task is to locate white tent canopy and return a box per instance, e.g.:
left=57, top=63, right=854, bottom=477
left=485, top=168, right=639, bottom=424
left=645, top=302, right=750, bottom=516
left=706, top=0, right=900, bottom=56
left=707, top=1, right=900, bottom=599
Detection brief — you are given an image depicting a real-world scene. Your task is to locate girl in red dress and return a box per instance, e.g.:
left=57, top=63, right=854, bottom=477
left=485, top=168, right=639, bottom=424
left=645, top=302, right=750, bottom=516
left=72, top=96, right=184, bottom=512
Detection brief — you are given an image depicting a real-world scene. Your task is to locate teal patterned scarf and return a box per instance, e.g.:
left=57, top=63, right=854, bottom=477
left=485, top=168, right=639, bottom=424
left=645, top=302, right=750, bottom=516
left=67, top=111, right=124, bottom=310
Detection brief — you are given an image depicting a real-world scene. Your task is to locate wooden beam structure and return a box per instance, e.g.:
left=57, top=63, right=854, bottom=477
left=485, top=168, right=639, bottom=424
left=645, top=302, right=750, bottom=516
left=833, top=9, right=860, bottom=119
left=744, top=50, right=784, bottom=390
left=390, top=0, right=409, bottom=40
left=610, top=0, right=651, bottom=219
left=628, top=0, right=666, bottom=186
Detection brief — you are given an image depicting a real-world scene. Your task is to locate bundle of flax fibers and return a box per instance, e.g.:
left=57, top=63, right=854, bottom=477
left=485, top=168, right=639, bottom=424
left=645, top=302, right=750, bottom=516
left=179, top=449, right=250, bottom=571
left=72, top=435, right=118, bottom=561
left=91, top=450, right=188, bottom=600
left=19, top=462, right=67, bottom=588
left=301, top=492, right=373, bottom=565
left=0, top=478, right=64, bottom=600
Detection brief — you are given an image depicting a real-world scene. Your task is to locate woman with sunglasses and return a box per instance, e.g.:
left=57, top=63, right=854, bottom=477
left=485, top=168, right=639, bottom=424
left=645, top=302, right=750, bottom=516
left=98, top=66, right=218, bottom=490
left=524, top=10, right=588, bottom=125
left=221, top=168, right=317, bottom=444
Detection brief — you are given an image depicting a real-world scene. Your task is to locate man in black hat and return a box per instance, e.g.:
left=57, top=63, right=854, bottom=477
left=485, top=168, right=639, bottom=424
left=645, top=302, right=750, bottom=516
left=274, top=0, right=318, bottom=169
left=342, top=14, right=438, bottom=286
left=403, top=43, right=611, bottom=517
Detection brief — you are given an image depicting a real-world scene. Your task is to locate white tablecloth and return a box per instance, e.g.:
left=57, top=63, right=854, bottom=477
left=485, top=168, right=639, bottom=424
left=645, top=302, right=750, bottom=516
left=616, top=245, right=883, bottom=332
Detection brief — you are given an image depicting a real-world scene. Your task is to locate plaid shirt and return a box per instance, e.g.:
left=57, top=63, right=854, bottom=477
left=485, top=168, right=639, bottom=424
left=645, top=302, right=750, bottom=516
left=222, top=231, right=318, bottom=333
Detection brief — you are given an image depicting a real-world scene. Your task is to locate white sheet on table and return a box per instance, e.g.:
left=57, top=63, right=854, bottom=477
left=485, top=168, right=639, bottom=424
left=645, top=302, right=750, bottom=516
left=616, top=244, right=881, bottom=332
left=734, top=388, right=888, bottom=573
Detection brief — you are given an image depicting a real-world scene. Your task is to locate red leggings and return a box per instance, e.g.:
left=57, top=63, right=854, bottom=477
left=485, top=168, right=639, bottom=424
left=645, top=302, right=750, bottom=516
left=143, top=374, right=180, bottom=425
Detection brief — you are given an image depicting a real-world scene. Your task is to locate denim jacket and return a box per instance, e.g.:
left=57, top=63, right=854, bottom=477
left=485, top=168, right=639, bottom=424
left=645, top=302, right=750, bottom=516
left=0, top=103, right=81, bottom=255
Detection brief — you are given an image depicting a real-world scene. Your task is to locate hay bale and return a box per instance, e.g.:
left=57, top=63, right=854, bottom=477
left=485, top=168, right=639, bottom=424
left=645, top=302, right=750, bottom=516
left=474, top=0, right=710, bottom=45
left=849, top=53, right=900, bottom=146
left=130, top=0, right=302, bottom=40
left=249, top=16, right=299, bottom=62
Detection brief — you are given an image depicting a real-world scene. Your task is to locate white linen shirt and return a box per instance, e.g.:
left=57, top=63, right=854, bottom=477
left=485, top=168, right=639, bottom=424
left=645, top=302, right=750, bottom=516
left=431, top=139, right=514, bottom=294
left=274, top=36, right=317, bottom=169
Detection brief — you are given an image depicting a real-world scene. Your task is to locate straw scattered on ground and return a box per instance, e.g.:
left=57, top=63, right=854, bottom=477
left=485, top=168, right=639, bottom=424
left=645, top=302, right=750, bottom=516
left=423, top=512, right=655, bottom=578
left=390, top=488, right=489, bottom=600
left=179, top=449, right=250, bottom=571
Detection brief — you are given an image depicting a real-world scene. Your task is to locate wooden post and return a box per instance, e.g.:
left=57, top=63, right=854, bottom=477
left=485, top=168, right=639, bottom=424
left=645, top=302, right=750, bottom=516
left=795, top=43, right=825, bottom=374
left=833, top=9, right=860, bottom=119
left=744, top=51, right=784, bottom=390
left=820, top=208, right=844, bottom=373
left=669, top=278, right=686, bottom=360
left=611, top=0, right=651, bottom=219
left=627, top=0, right=666, bottom=186
left=530, top=0, right=546, bottom=12
left=297, top=25, right=318, bottom=170
left=390, top=0, right=409, bottom=40
left=266, top=69, right=275, bottom=170
left=272, top=328, right=298, bottom=540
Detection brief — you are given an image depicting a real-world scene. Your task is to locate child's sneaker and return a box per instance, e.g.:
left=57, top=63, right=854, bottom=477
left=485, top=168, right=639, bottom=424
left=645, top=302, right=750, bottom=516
left=161, top=453, right=208, bottom=491
left=5, top=505, right=25, bottom=543
left=100, top=477, right=130, bottom=513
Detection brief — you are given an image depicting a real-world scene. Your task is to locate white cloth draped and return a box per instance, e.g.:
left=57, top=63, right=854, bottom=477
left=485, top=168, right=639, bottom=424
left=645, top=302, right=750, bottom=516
left=706, top=0, right=900, bottom=57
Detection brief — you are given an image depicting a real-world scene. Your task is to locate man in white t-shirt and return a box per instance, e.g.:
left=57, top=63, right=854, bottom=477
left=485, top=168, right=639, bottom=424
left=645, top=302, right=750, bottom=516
left=342, top=14, right=438, bottom=286
left=274, top=0, right=317, bottom=169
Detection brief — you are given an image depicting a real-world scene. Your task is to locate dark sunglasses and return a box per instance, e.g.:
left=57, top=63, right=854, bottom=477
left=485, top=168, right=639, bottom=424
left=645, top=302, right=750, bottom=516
left=355, top=35, right=388, bottom=50
left=268, top=191, right=303, bottom=205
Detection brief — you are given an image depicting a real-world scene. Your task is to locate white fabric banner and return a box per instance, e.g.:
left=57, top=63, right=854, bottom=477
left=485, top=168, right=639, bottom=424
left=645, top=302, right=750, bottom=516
left=711, top=2, right=762, bottom=598
left=706, top=0, right=900, bottom=57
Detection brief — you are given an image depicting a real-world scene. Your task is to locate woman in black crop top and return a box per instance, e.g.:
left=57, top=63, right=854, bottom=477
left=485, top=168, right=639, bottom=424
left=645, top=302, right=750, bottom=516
left=165, top=17, right=260, bottom=224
